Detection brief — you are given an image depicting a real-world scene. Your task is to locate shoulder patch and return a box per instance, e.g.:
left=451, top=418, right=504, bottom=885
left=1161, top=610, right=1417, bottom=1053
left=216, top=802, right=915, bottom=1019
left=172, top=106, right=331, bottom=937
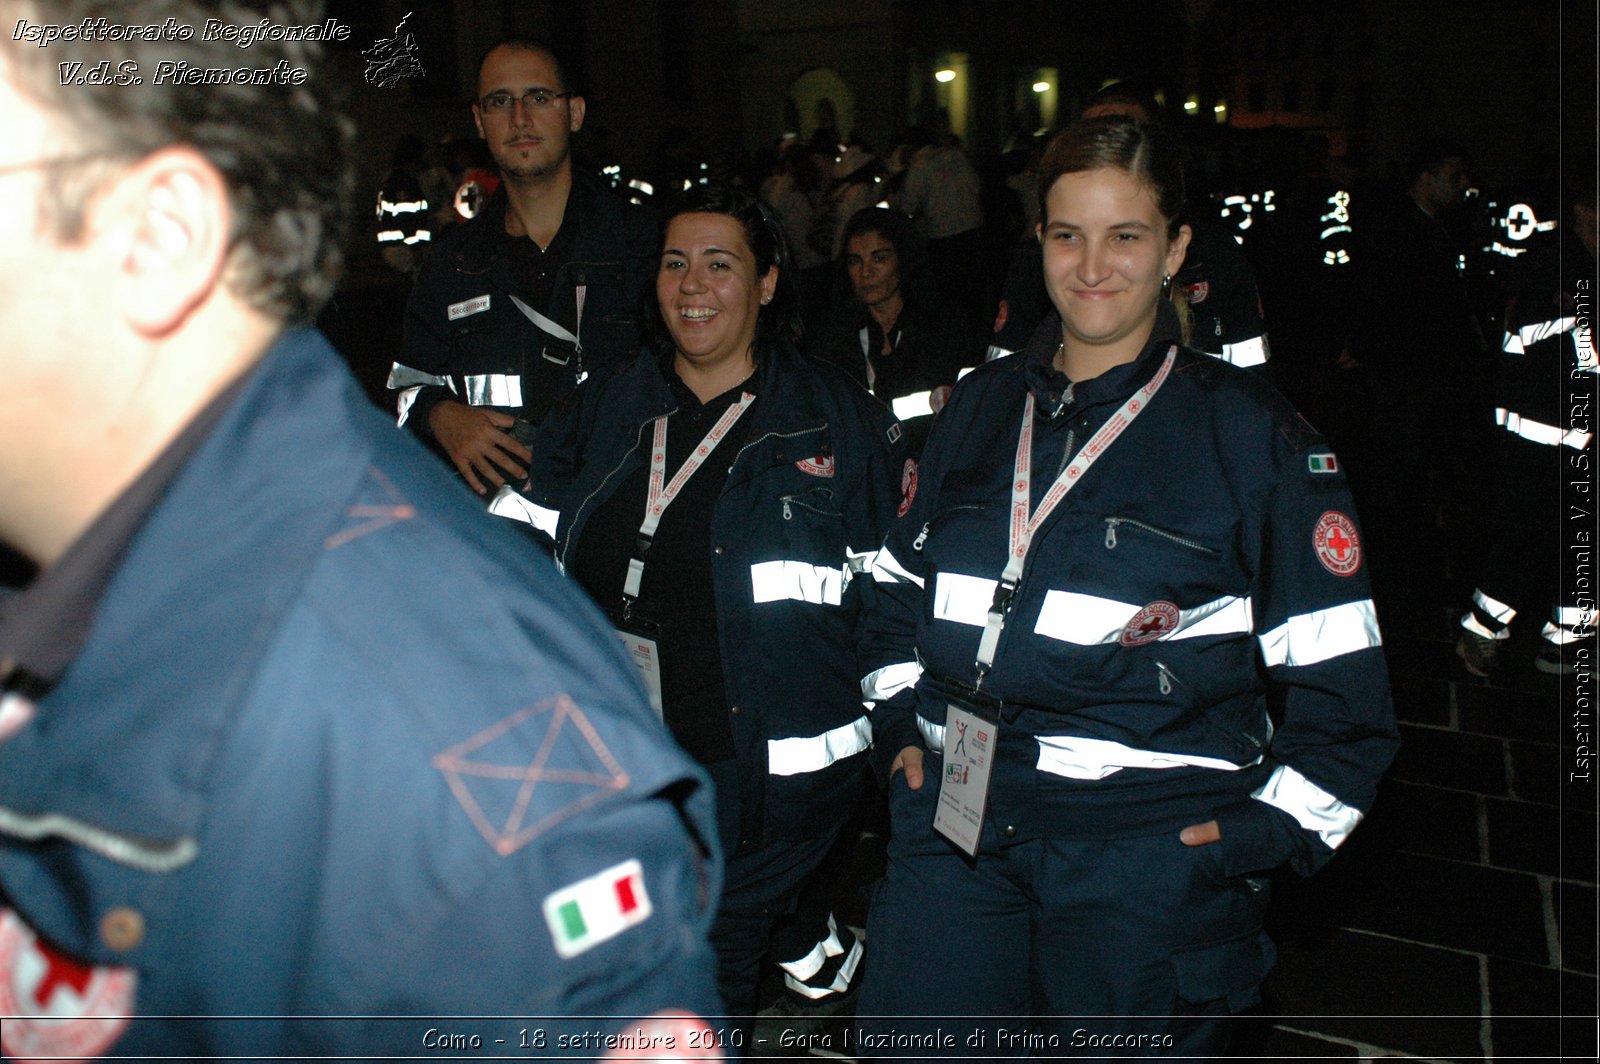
left=1184, top=279, right=1210, bottom=304
left=1313, top=511, right=1363, bottom=576
left=1307, top=453, right=1339, bottom=474
left=543, top=859, right=653, bottom=958
left=887, top=422, right=903, bottom=445
left=433, top=695, right=630, bottom=857
left=0, top=909, right=136, bottom=1060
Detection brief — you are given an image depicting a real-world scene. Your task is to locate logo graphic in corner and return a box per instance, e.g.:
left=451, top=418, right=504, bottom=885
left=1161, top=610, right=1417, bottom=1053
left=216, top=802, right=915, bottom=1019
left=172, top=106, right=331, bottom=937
left=543, top=859, right=653, bottom=959
left=1313, top=511, right=1362, bottom=576
left=1184, top=280, right=1210, bottom=304
left=0, top=909, right=136, bottom=1061
left=1120, top=601, right=1181, bottom=646
left=795, top=454, right=835, bottom=478
left=897, top=458, right=919, bottom=517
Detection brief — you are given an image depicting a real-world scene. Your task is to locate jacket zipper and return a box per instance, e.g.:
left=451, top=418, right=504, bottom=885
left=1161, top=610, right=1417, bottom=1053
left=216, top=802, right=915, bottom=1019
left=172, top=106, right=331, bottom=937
left=561, top=406, right=677, bottom=568
left=1104, top=517, right=1218, bottom=554
left=0, top=805, right=198, bottom=874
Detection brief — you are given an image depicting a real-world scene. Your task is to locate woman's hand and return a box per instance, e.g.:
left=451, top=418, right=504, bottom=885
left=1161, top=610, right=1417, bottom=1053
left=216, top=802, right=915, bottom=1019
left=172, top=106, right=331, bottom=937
left=891, top=745, right=925, bottom=789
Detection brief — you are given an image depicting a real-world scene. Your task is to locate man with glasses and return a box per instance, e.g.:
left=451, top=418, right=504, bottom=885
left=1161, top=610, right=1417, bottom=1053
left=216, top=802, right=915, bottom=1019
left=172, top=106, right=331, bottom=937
left=0, top=3, right=719, bottom=1057
left=391, top=39, right=656, bottom=498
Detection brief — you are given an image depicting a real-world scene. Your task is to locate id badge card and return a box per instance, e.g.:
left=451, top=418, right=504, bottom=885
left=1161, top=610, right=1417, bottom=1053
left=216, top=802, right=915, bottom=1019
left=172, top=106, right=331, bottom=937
left=613, top=619, right=664, bottom=719
left=932, top=701, right=997, bottom=857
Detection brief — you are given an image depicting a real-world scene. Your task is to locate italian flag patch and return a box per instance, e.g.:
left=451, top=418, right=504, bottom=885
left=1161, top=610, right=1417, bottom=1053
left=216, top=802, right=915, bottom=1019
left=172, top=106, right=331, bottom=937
left=543, top=859, right=653, bottom=958
left=1308, top=453, right=1339, bottom=474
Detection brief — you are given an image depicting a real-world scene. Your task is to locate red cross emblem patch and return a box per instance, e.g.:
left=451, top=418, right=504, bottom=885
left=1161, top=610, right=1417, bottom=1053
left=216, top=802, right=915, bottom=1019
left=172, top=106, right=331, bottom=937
left=1184, top=280, right=1210, bottom=304
left=795, top=454, right=835, bottom=478
left=1121, top=601, right=1181, bottom=646
left=1313, top=511, right=1362, bottom=576
left=0, top=909, right=135, bottom=1061
left=897, top=458, right=918, bottom=517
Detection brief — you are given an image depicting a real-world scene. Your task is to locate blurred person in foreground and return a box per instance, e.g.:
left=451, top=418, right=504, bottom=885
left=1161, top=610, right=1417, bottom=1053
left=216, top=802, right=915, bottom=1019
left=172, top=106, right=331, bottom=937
left=0, top=1, right=722, bottom=1057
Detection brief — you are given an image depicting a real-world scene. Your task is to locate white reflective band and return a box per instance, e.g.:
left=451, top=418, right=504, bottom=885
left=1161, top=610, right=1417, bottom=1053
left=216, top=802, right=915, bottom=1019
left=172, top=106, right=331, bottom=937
left=870, top=545, right=924, bottom=589
left=1033, top=591, right=1253, bottom=645
left=1542, top=622, right=1582, bottom=645
left=1495, top=408, right=1592, bottom=449
left=1460, top=611, right=1511, bottom=641
left=378, top=198, right=428, bottom=214
left=859, top=327, right=876, bottom=391
left=767, top=715, right=871, bottom=776
left=1556, top=606, right=1593, bottom=626
left=917, top=713, right=945, bottom=752
left=862, top=660, right=922, bottom=703
left=377, top=229, right=405, bottom=243
left=958, top=365, right=976, bottom=379
left=785, top=936, right=863, bottom=998
left=845, top=547, right=878, bottom=576
left=984, top=344, right=1012, bottom=361
left=1501, top=316, right=1577, bottom=354
left=779, top=913, right=844, bottom=981
left=1257, top=599, right=1382, bottom=668
left=1473, top=588, right=1518, bottom=625
left=387, top=362, right=452, bottom=391
left=1220, top=334, right=1270, bottom=367
left=891, top=391, right=936, bottom=420
left=750, top=560, right=845, bottom=606
left=464, top=373, right=523, bottom=407
left=395, top=385, right=421, bottom=427
left=487, top=486, right=561, bottom=538
left=1034, top=734, right=1262, bottom=781
left=1252, top=763, right=1363, bottom=849
left=933, top=571, right=999, bottom=627
left=402, top=230, right=432, bottom=245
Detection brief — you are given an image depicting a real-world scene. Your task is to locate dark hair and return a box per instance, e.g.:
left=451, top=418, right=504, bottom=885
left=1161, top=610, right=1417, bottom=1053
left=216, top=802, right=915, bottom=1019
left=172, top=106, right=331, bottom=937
left=648, top=185, right=803, bottom=353
left=6, top=0, right=353, bottom=323
left=1403, top=140, right=1467, bottom=185
left=474, top=38, right=574, bottom=96
left=838, top=206, right=929, bottom=296
left=1036, top=116, right=1186, bottom=237
left=1081, top=81, right=1163, bottom=125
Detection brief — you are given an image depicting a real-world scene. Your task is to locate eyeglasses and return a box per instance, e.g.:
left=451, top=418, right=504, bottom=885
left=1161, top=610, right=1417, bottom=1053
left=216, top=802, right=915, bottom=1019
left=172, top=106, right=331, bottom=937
left=0, top=152, right=118, bottom=179
left=479, top=88, right=572, bottom=114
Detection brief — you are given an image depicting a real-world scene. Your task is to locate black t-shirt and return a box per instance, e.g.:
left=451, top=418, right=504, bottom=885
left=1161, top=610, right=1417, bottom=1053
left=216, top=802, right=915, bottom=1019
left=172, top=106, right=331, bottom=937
left=568, top=363, right=757, bottom=765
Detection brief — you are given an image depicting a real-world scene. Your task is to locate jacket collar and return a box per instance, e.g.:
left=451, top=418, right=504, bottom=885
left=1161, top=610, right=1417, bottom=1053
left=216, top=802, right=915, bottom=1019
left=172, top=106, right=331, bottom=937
left=1023, top=299, right=1183, bottom=413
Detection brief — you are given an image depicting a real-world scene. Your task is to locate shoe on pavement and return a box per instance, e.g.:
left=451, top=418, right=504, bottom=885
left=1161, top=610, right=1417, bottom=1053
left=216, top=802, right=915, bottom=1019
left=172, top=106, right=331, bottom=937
left=1456, top=631, right=1499, bottom=678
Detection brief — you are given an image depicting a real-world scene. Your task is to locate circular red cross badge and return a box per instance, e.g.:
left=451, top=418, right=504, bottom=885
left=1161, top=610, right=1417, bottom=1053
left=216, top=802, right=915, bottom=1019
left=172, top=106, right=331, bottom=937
left=1313, top=511, right=1362, bottom=576
left=1121, top=600, right=1181, bottom=646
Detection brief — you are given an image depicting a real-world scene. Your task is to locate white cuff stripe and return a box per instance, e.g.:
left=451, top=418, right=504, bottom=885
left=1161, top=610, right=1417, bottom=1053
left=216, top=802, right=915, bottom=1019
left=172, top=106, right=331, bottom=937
left=1472, top=588, right=1518, bottom=624
left=486, top=487, right=561, bottom=538
left=1258, top=600, right=1382, bottom=668
left=1252, top=763, right=1363, bottom=848
left=464, top=373, right=523, bottom=408
left=862, top=660, right=922, bottom=703
left=767, top=715, right=871, bottom=776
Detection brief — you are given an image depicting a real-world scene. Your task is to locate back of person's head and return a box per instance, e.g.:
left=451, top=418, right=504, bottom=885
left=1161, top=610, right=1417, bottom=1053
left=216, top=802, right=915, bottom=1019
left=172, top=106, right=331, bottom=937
left=3, top=0, right=354, bottom=323
left=649, top=184, right=803, bottom=351
left=1080, top=81, right=1163, bottom=126
left=1035, top=116, right=1186, bottom=235
left=1404, top=139, right=1468, bottom=186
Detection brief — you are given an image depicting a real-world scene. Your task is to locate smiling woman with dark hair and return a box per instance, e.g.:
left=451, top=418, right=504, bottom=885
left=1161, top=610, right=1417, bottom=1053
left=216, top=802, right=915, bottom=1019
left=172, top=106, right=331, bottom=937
left=517, top=184, right=908, bottom=1040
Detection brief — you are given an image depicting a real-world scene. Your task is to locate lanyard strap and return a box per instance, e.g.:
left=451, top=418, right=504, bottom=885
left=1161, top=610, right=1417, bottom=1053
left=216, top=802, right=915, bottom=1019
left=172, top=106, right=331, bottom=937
left=623, top=393, right=756, bottom=603
left=973, top=347, right=1177, bottom=678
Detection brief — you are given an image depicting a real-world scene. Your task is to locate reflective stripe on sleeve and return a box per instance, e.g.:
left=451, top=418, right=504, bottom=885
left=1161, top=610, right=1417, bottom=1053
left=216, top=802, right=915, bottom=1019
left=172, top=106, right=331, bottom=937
left=1494, top=408, right=1592, bottom=449
left=1033, top=591, right=1253, bottom=645
left=387, top=361, right=453, bottom=391
left=1252, top=763, right=1363, bottom=849
left=1556, top=605, right=1593, bottom=626
left=779, top=914, right=864, bottom=998
left=1034, top=734, right=1263, bottom=780
left=767, top=716, right=871, bottom=776
left=932, top=571, right=998, bottom=627
left=984, top=344, right=1012, bottom=361
left=1257, top=600, right=1382, bottom=668
left=869, top=545, right=924, bottom=589
left=464, top=373, right=524, bottom=408
left=1543, top=621, right=1582, bottom=645
left=862, top=660, right=922, bottom=703
left=1473, top=588, right=1518, bottom=625
left=486, top=486, right=560, bottom=538
left=1460, top=611, right=1511, bottom=641
left=1501, top=316, right=1576, bottom=354
left=395, top=385, right=422, bottom=427
left=917, top=713, right=945, bottom=752
left=750, top=560, right=845, bottom=606
left=891, top=391, right=936, bottom=420
left=1220, top=334, right=1270, bottom=367
left=378, top=198, right=429, bottom=214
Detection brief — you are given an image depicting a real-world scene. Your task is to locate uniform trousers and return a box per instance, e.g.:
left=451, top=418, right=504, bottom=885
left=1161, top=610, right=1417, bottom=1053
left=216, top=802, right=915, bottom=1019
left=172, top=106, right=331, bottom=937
left=857, top=754, right=1275, bottom=1059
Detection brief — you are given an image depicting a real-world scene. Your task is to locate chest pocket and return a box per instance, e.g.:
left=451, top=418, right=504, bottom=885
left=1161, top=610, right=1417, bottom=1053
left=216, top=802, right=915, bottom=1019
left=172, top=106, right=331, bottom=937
left=1089, top=515, right=1234, bottom=605
left=750, top=486, right=847, bottom=607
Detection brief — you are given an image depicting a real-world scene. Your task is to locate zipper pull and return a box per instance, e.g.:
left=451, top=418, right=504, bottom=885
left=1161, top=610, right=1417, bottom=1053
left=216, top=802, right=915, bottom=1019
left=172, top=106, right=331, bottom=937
left=782, top=497, right=793, bottom=520
left=1156, top=662, right=1174, bottom=696
left=1105, top=520, right=1118, bottom=549
left=911, top=520, right=931, bottom=552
